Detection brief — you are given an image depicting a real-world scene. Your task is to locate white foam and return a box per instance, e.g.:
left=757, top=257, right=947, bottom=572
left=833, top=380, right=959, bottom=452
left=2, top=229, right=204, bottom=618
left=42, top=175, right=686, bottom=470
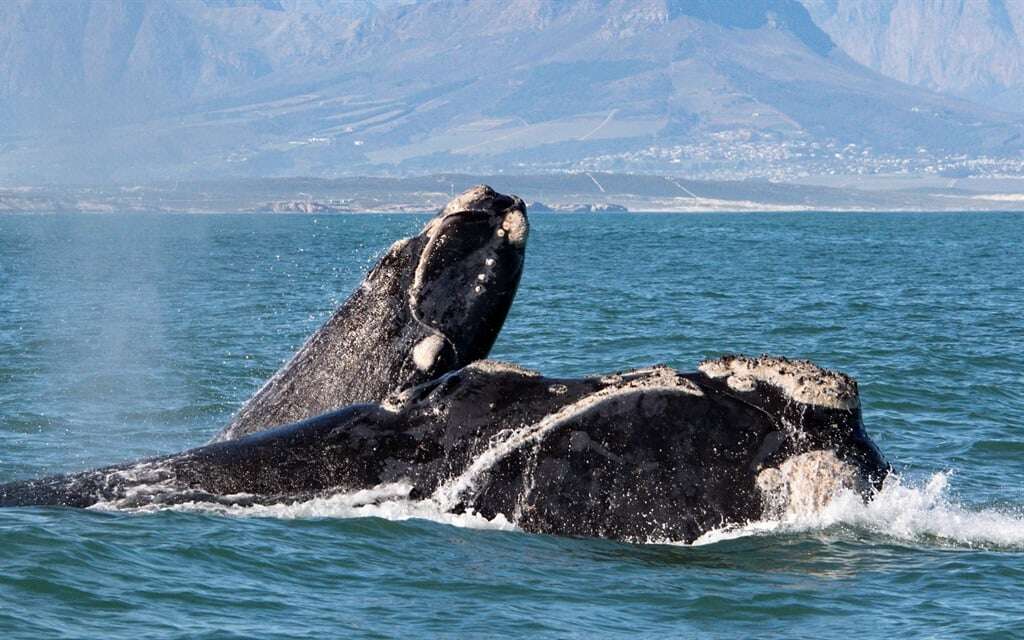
left=86, top=468, right=1024, bottom=550
left=691, top=471, right=1024, bottom=549
left=96, top=482, right=518, bottom=531
left=755, top=450, right=866, bottom=520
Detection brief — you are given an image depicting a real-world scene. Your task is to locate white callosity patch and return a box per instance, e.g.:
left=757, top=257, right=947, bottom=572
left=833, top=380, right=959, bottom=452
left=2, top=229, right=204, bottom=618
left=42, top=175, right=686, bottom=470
left=755, top=450, right=865, bottom=520
left=433, top=185, right=528, bottom=245
left=725, top=374, right=756, bottom=392
left=439, top=185, right=499, bottom=216
left=465, top=360, right=542, bottom=378
left=411, top=335, right=445, bottom=372
left=698, top=354, right=859, bottom=410
left=501, top=209, right=528, bottom=246
left=432, top=366, right=703, bottom=512
left=599, top=365, right=703, bottom=394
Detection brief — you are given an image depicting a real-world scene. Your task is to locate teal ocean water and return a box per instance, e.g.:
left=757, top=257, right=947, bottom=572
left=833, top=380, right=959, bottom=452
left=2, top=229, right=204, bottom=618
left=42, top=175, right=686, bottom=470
left=1, top=211, right=1022, bottom=638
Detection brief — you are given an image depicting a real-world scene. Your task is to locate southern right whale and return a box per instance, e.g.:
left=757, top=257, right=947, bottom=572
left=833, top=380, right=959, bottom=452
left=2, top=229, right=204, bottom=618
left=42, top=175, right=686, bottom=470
left=0, top=355, right=889, bottom=543
left=213, top=185, right=528, bottom=442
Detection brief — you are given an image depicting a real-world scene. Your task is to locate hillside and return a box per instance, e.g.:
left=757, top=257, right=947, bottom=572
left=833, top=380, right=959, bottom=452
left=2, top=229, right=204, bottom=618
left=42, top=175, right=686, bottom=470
left=801, top=0, right=1024, bottom=114
left=1, top=0, right=1022, bottom=183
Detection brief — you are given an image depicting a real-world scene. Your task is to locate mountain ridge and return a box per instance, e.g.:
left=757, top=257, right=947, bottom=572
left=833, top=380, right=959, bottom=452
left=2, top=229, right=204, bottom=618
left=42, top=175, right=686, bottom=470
left=801, top=0, right=1024, bottom=114
left=1, top=0, right=1022, bottom=184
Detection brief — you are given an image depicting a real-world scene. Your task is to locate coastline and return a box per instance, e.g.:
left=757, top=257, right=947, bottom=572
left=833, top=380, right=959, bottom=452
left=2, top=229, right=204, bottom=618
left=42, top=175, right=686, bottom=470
left=4, top=171, right=1024, bottom=215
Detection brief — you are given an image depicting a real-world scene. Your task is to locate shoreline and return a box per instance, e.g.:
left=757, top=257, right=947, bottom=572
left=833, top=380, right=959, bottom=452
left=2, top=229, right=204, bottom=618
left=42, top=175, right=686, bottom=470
left=4, top=171, right=1024, bottom=214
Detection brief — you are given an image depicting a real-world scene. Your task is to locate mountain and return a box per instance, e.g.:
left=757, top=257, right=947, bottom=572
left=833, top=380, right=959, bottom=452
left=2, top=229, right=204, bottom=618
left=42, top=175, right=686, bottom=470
left=801, top=0, right=1024, bottom=114
left=1, top=0, right=1022, bottom=183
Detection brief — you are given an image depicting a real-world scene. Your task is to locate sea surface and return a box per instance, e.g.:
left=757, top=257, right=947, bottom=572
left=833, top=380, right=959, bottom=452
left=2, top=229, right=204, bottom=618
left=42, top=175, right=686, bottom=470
left=0, top=210, right=1022, bottom=638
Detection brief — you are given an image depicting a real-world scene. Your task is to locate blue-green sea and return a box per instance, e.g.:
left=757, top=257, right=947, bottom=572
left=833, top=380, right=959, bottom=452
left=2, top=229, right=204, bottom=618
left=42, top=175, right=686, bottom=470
left=1, top=211, right=1022, bottom=638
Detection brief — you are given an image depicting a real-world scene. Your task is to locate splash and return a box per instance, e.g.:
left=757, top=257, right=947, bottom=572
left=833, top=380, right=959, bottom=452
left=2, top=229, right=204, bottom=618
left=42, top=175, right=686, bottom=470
left=92, top=482, right=518, bottom=532
left=755, top=450, right=867, bottom=520
left=694, top=471, right=1024, bottom=550
left=87, top=458, right=1024, bottom=550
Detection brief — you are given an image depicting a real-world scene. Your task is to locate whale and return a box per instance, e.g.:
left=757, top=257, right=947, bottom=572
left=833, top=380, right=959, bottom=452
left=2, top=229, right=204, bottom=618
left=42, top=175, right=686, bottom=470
left=212, top=185, right=528, bottom=442
left=0, top=355, right=889, bottom=543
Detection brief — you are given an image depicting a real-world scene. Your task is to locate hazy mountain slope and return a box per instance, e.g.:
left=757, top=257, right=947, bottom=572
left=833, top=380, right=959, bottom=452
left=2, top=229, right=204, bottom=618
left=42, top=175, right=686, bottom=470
left=1, top=0, right=1022, bottom=183
left=0, top=0, right=387, bottom=132
left=801, top=0, right=1024, bottom=113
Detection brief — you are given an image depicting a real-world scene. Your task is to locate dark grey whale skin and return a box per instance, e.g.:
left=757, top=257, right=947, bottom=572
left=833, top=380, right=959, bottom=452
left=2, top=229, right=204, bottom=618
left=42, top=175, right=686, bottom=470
left=212, top=185, right=528, bottom=442
left=0, top=359, right=889, bottom=544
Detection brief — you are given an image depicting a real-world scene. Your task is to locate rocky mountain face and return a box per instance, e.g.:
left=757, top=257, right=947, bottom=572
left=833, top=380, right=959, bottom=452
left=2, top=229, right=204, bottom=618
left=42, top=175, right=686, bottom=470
left=801, top=0, right=1024, bottom=113
left=1, top=0, right=1022, bottom=183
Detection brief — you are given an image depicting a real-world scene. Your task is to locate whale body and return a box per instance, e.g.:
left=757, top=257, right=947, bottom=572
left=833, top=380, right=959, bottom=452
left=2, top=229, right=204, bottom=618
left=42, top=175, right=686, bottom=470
left=212, top=185, right=528, bottom=442
left=0, top=355, right=889, bottom=543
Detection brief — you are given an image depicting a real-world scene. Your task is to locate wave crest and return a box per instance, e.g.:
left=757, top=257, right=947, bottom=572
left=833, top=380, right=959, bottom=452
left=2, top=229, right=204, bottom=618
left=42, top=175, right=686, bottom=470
left=696, top=471, right=1024, bottom=550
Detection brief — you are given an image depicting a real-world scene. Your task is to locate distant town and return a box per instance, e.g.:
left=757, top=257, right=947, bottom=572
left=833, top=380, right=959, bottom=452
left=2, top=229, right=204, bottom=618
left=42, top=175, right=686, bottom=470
left=564, top=134, right=1024, bottom=183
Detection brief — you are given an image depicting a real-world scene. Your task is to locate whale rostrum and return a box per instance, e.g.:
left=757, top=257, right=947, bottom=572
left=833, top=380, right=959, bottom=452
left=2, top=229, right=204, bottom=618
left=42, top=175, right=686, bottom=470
left=0, top=356, right=889, bottom=543
left=212, top=185, right=528, bottom=442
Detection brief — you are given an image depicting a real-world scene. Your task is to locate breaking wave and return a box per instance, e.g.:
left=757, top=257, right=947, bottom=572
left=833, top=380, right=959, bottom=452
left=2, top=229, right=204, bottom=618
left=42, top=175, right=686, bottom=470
left=694, top=471, right=1024, bottom=550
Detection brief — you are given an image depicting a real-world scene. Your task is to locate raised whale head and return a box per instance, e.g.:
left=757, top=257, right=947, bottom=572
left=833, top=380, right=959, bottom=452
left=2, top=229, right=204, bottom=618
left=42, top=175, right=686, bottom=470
left=404, top=185, right=528, bottom=376
left=696, top=355, right=891, bottom=518
left=213, top=184, right=528, bottom=442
